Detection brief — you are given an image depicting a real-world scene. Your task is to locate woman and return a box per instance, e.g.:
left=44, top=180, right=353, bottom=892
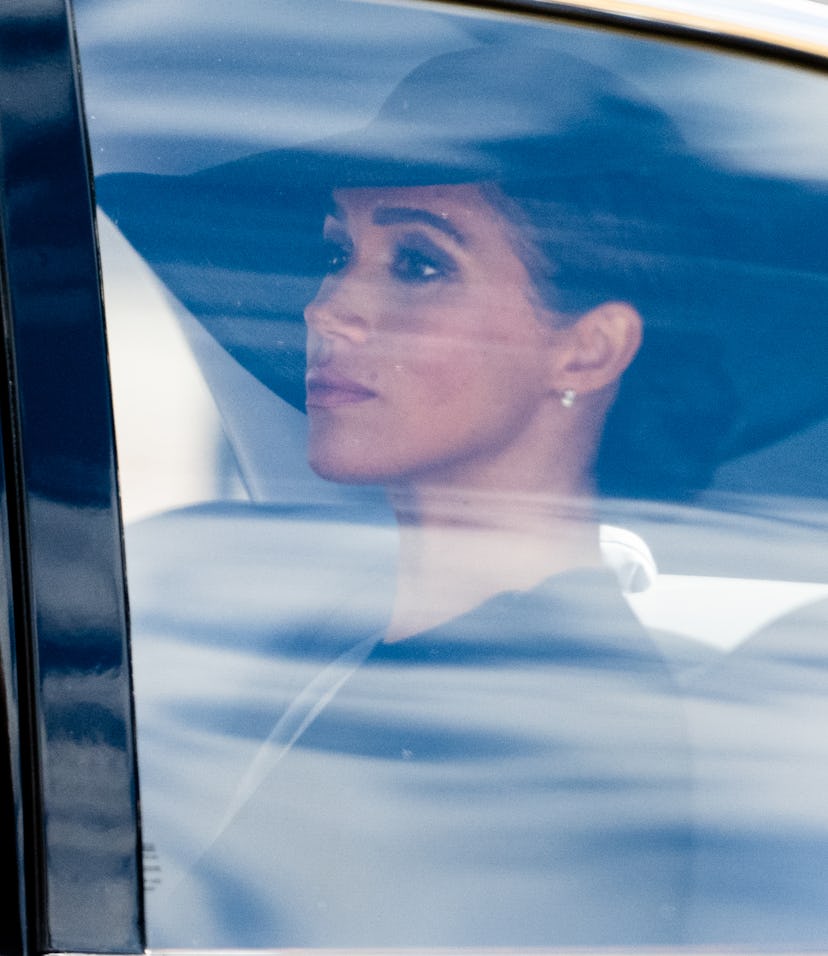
left=169, top=46, right=692, bottom=946
left=291, top=43, right=732, bottom=646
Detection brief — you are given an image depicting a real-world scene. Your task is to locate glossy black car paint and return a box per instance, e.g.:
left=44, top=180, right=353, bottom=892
left=0, top=1, right=141, bottom=952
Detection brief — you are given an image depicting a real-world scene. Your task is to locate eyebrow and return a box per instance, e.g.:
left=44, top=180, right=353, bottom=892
left=372, top=206, right=466, bottom=246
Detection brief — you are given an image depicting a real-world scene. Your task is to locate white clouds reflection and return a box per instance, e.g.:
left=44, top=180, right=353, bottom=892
left=75, top=0, right=471, bottom=173
left=126, top=497, right=828, bottom=947
left=641, top=56, right=828, bottom=179
left=501, top=18, right=828, bottom=179
left=74, top=0, right=828, bottom=178
left=128, top=506, right=691, bottom=946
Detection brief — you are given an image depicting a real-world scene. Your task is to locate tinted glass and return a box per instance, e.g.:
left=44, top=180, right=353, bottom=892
left=74, top=0, right=828, bottom=948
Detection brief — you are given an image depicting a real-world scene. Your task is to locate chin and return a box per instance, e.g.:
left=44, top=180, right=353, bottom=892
left=307, top=447, right=387, bottom=485
left=307, top=424, right=407, bottom=485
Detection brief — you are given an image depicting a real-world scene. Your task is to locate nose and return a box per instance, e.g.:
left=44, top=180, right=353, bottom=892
left=304, top=272, right=372, bottom=345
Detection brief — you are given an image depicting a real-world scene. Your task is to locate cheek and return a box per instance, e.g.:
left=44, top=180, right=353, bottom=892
left=395, top=340, right=545, bottom=437
left=377, top=281, right=551, bottom=407
left=392, top=331, right=486, bottom=410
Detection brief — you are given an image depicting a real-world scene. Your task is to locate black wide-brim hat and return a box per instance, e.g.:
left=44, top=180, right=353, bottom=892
left=96, top=43, right=828, bottom=491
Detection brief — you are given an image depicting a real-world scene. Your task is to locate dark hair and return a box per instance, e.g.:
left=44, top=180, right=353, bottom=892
left=483, top=172, right=739, bottom=500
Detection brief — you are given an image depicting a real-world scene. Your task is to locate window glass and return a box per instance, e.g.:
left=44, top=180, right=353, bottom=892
left=74, top=0, right=828, bottom=948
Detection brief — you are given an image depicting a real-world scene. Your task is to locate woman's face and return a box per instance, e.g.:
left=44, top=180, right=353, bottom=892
left=304, top=183, right=562, bottom=489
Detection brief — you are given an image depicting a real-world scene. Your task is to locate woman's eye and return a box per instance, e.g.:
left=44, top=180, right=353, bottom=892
left=392, top=246, right=453, bottom=284
left=323, top=240, right=350, bottom=274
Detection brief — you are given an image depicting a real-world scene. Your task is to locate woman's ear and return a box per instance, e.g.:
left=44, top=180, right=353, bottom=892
left=549, top=301, right=642, bottom=396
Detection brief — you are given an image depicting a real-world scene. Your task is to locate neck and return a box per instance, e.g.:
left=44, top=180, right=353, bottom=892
left=383, top=484, right=603, bottom=643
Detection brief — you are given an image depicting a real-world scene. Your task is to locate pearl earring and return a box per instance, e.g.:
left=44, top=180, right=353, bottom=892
left=561, top=388, right=576, bottom=409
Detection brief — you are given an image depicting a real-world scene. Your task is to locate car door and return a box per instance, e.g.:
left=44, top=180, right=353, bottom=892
left=1, top=0, right=827, bottom=953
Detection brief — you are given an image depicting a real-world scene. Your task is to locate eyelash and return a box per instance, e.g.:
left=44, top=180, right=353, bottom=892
left=321, top=236, right=457, bottom=285
left=323, top=239, right=350, bottom=274
left=391, top=245, right=454, bottom=284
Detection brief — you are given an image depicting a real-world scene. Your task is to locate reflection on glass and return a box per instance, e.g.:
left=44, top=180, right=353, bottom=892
left=77, top=0, right=828, bottom=949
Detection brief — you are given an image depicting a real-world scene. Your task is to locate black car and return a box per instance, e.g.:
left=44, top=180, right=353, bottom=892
left=1, top=0, right=827, bottom=952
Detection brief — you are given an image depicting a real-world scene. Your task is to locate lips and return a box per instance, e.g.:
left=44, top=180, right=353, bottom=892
left=305, top=369, right=378, bottom=408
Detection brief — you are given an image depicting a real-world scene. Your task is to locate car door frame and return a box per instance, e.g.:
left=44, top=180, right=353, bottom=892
left=0, top=1, right=141, bottom=952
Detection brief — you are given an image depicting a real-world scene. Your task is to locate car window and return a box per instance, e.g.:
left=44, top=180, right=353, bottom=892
left=74, top=0, right=828, bottom=948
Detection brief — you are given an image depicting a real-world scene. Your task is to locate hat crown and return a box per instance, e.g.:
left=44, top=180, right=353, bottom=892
left=362, top=44, right=684, bottom=179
